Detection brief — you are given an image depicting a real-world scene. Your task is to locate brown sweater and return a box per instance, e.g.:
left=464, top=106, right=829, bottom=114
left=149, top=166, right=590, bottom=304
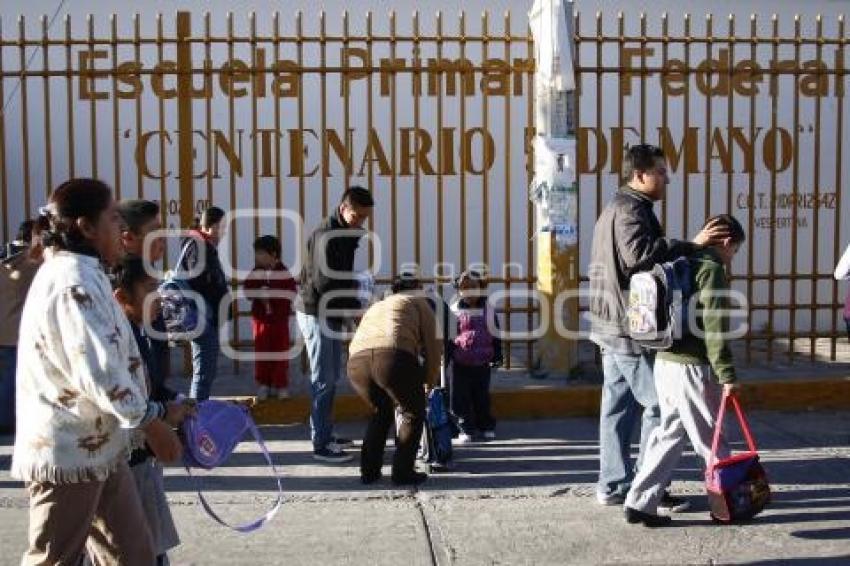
left=0, top=251, right=42, bottom=347
left=348, top=293, right=441, bottom=385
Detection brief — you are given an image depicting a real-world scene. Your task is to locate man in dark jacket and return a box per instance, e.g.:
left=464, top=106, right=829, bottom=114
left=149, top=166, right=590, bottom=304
left=297, top=187, right=374, bottom=462
left=589, top=144, right=726, bottom=510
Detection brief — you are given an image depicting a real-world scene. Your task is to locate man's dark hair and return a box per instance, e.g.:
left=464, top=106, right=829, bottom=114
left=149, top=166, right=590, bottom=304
left=704, top=214, right=746, bottom=245
left=200, top=206, right=226, bottom=229
left=340, top=186, right=374, bottom=208
left=16, top=219, right=35, bottom=244
left=117, top=199, right=159, bottom=234
left=113, top=255, right=153, bottom=294
left=623, top=144, right=665, bottom=181
left=253, top=234, right=281, bottom=258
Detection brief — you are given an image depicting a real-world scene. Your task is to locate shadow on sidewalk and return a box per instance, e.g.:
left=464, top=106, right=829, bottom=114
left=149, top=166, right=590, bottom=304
left=743, top=558, right=850, bottom=566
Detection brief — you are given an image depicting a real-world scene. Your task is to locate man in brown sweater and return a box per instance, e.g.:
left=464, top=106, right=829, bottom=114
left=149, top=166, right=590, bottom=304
left=347, top=273, right=441, bottom=486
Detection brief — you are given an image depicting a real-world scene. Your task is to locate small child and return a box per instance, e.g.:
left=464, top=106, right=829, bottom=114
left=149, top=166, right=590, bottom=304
left=449, top=269, right=503, bottom=443
left=244, top=235, right=297, bottom=400
left=113, top=256, right=194, bottom=564
left=623, top=214, right=745, bottom=527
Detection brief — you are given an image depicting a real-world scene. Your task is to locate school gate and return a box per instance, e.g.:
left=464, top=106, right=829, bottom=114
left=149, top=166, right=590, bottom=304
left=0, top=9, right=541, bottom=369
left=2, top=5, right=850, bottom=372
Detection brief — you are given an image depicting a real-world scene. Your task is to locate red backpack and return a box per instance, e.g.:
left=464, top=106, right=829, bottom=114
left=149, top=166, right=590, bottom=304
left=705, top=392, right=771, bottom=523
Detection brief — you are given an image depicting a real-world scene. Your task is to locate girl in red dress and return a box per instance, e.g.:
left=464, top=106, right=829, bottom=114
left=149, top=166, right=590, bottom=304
left=244, top=235, right=297, bottom=400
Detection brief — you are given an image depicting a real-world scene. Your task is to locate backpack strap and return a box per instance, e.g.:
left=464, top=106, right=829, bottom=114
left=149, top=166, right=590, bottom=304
left=709, top=391, right=758, bottom=468
left=172, top=237, right=197, bottom=280
left=185, top=418, right=284, bottom=533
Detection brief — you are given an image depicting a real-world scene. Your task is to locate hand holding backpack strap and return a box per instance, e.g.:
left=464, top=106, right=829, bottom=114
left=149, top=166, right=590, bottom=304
left=709, top=390, right=758, bottom=469
left=186, top=417, right=284, bottom=533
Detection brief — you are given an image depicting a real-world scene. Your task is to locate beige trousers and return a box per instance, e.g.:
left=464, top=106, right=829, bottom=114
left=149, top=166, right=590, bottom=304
left=22, top=460, right=156, bottom=566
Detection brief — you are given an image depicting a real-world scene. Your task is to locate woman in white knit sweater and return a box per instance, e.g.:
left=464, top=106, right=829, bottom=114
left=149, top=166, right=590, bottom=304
left=11, top=178, right=182, bottom=566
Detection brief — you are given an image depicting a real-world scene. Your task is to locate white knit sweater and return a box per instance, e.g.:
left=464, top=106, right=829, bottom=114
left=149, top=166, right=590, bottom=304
left=11, top=251, right=151, bottom=483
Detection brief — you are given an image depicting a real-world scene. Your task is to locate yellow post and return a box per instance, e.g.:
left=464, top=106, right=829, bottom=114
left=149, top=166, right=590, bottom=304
left=535, top=230, right=579, bottom=378
left=528, top=0, right=579, bottom=378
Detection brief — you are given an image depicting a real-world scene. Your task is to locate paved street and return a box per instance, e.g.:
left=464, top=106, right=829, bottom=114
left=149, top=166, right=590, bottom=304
left=1, top=411, right=849, bottom=565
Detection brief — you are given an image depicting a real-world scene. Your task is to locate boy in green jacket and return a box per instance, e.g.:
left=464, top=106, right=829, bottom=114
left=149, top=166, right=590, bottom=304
left=623, top=214, right=745, bottom=527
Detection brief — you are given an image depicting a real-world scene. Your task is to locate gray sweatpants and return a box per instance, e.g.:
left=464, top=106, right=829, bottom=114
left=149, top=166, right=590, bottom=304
left=624, top=357, right=729, bottom=514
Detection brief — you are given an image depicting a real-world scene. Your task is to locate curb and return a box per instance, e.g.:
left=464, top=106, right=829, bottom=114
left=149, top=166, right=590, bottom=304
left=227, top=378, right=850, bottom=425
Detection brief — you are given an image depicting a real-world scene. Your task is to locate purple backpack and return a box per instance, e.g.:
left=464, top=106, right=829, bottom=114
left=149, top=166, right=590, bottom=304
left=452, top=305, right=495, bottom=367
left=182, top=400, right=283, bottom=532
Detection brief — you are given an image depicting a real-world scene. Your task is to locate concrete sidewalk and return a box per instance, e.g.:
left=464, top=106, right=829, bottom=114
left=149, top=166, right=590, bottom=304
left=164, top=339, right=850, bottom=425
left=1, top=411, right=849, bottom=564
left=167, top=337, right=850, bottom=400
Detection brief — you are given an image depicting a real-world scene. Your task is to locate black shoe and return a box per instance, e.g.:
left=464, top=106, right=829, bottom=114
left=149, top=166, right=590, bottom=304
left=313, top=446, right=353, bottom=463
left=658, top=492, right=691, bottom=514
left=624, top=506, right=673, bottom=527
left=332, top=436, right=354, bottom=448
left=361, top=471, right=383, bottom=485
left=391, top=471, right=428, bottom=486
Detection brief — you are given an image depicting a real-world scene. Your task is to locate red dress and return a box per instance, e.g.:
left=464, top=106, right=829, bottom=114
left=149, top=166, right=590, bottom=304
left=243, top=262, right=297, bottom=388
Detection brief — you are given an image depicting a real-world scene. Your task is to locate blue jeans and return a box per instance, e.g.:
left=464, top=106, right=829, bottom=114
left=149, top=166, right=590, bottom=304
left=0, top=346, right=16, bottom=430
left=190, top=321, right=220, bottom=401
left=297, top=311, right=345, bottom=451
left=597, top=349, right=661, bottom=497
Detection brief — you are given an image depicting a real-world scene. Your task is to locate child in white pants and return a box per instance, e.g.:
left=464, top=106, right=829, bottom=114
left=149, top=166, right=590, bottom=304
left=624, top=214, right=744, bottom=527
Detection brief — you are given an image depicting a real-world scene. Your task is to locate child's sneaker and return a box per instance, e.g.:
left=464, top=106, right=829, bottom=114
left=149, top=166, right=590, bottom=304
left=276, top=387, right=291, bottom=399
left=456, top=433, right=474, bottom=444
left=482, top=430, right=496, bottom=440
left=596, top=491, right=626, bottom=506
left=256, top=385, right=270, bottom=400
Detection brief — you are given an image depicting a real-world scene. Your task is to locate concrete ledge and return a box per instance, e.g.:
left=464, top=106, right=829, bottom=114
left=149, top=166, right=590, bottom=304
left=227, top=377, right=850, bottom=425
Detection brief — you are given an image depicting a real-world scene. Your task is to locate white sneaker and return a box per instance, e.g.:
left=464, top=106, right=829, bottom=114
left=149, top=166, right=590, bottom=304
left=276, top=387, right=291, bottom=399
left=457, top=433, right=474, bottom=444
left=596, top=491, right=626, bottom=506
left=482, top=430, right=496, bottom=440
left=256, top=385, right=270, bottom=400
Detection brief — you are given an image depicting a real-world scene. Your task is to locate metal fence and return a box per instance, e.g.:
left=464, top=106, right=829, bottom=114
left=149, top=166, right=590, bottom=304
left=6, top=8, right=845, bottom=373
left=0, top=10, right=539, bottom=369
left=574, top=11, right=850, bottom=365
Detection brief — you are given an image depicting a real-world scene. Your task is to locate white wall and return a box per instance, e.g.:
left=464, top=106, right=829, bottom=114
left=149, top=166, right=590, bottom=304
left=4, top=0, right=850, bottom=337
